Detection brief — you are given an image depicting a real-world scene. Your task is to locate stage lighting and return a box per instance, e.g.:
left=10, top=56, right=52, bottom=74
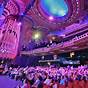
left=70, top=52, right=75, bottom=58
left=18, top=22, right=22, bottom=26
left=33, top=31, right=42, bottom=40
left=52, top=36, right=56, bottom=40
left=49, top=16, right=54, bottom=20
left=48, top=62, right=51, bottom=66
left=34, top=33, right=40, bottom=39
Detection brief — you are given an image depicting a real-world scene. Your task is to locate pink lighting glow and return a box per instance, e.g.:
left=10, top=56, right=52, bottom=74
left=49, top=16, right=54, bottom=20
left=18, top=22, right=22, bottom=26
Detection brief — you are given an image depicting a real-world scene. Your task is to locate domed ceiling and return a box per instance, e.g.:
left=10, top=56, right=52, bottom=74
left=0, top=0, right=84, bottom=30
left=40, top=0, right=68, bottom=17
left=24, top=0, right=84, bottom=30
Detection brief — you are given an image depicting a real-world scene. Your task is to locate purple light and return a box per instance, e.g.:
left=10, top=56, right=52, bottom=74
left=18, top=22, right=22, bottom=26
left=61, top=34, right=65, bottom=38
left=49, top=16, right=54, bottom=21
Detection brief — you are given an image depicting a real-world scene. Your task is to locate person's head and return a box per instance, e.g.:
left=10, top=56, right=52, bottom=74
left=23, top=79, right=27, bottom=84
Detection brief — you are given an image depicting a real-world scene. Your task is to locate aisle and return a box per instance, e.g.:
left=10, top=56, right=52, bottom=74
left=0, top=76, right=22, bottom=88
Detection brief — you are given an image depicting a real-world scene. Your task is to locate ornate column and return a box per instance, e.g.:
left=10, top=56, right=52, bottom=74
left=0, top=15, right=21, bottom=59
left=0, top=0, right=21, bottom=59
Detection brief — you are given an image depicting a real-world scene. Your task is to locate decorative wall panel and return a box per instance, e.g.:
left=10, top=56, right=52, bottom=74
left=0, top=15, right=21, bottom=59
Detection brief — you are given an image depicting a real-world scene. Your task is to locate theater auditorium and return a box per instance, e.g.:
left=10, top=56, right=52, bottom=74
left=0, top=0, right=88, bottom=88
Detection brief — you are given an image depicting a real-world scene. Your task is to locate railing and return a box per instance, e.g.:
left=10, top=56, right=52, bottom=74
left=21, top=32, right=88, bottom=55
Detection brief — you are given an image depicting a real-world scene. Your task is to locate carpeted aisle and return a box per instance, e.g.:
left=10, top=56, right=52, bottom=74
left=0, top=76, right=22, bottom=88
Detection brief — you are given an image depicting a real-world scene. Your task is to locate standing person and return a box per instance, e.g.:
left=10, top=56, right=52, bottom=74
left=21, top=79, right=30, bottom=88
left=59, top=76, right=66, bottom=88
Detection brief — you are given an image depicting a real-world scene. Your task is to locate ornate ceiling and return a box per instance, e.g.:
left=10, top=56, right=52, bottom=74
left=0, top=0, right=87, bottom=58
left=0, top=0, right=84, bottom=29
left=0, top=0, right=86, bottom=33
left=25, top=0, right=84, bottom=30
left=16, top=0, right=85, bottom=45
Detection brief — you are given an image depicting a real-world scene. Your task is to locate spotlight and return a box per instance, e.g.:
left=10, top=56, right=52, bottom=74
left=18, top=22, right=22, bottom=26
left=49, top=16, right=54, bottom=20
left=34, top=33, right=40, bottom=39
left=52, top=36, right=56, bottom=40
left=48, top=62, right=51, bottom=66
left=70, top=52, right=75, bottom=58
left=33, top=31, right=42, bottom=40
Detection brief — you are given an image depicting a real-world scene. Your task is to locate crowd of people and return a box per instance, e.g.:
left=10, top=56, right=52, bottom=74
left=1, top=64, right=88, bottom=88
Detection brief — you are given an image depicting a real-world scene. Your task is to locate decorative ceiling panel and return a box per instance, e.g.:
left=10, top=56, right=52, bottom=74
left=26, top=0, right=84, bottom=30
